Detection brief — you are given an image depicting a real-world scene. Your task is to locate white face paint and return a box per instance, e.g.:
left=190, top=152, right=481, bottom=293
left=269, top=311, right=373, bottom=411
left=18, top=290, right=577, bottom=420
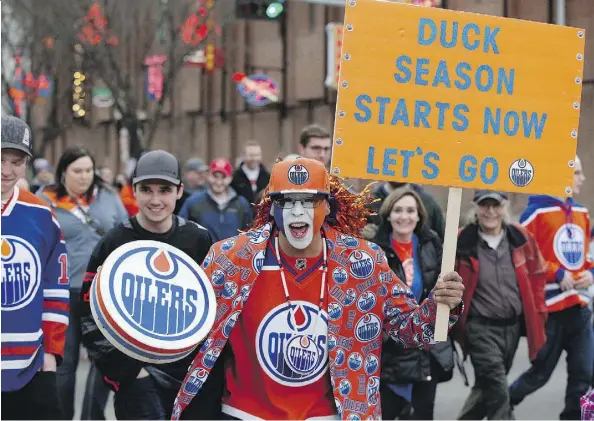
left=282, top=201, right=315, bottom=250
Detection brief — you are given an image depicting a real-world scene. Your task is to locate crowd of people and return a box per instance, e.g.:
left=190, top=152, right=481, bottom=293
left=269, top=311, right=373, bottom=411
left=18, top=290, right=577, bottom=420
left=2, top=113, right=594, bottom=420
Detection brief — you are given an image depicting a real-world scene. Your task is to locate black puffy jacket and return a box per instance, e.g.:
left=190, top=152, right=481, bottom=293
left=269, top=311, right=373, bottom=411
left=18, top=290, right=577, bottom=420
left=373, top=223, right=454, bottom=384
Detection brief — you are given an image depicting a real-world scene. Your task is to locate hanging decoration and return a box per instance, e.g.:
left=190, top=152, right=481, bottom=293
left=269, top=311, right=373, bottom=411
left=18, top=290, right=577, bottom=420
left=78, top=2, right=119, bottom=46
left=232, top=73, right=279, bottom=106
left=144, top=55, right=167, bottom=101
left=180, top=0, right=224, bottom=73
left=9, top=56, right=55, bottom=117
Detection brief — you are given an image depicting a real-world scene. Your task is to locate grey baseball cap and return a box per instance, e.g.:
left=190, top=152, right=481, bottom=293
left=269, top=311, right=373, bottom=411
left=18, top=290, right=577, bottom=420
left=473, top=190, right=508, bottom=204
left=184, top=157, right=208, bottom=172
left=132, top=150, right=181, bottom=186
left=1, top=115, right=33, bottom=157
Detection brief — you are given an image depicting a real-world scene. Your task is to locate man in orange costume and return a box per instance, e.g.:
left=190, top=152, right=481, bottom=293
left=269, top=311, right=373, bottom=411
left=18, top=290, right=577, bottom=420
left=172, top=157, right=465, bottom=420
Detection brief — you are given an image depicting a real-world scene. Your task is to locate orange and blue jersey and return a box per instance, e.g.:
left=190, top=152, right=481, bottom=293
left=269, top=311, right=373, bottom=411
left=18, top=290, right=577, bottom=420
left=1, top=186, right=70, bottom=391
left=222, top=240, right=335, bottom=420
left=520, top=195, right=594, bottom=312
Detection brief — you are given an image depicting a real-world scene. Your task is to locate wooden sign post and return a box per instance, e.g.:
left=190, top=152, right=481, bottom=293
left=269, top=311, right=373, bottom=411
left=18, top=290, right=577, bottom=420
left=331, top=1, right=586, bottom=341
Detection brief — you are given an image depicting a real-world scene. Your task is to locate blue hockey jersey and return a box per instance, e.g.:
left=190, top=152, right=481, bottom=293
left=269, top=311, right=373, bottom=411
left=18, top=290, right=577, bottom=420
left=1, top=186, right=70, bottom=391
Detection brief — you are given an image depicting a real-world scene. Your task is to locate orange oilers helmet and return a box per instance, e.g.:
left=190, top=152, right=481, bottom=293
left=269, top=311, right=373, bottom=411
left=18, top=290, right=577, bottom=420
left=267, top=157, right=330, bottom=197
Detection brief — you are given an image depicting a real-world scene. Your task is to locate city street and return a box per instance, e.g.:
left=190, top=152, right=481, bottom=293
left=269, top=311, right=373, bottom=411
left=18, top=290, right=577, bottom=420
left=73, top=338, right=568, bottom=420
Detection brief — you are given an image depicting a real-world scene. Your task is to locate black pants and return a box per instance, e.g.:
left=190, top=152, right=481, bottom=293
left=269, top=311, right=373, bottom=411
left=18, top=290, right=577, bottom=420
left=57, top=289, right=109, bottom=420
left=114, top=376, right=175, bottom=420
left=2, top=371, right=63, bottom=420
left=380, top=379, right=438, bottom=420
left=458, top=316, right=521, bottom=420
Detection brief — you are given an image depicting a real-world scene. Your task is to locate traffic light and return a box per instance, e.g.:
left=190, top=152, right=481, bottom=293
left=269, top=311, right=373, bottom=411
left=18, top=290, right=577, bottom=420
left=236, top=0, right=285, bottom=20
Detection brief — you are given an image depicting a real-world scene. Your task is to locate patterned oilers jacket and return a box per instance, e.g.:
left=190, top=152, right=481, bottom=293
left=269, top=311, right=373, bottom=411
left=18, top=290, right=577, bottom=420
left=172, top=222, right=462, bottom=420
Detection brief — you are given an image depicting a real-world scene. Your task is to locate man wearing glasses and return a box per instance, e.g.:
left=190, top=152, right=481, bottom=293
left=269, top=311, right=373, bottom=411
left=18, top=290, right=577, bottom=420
left=171, top=157, right=465, bottom=420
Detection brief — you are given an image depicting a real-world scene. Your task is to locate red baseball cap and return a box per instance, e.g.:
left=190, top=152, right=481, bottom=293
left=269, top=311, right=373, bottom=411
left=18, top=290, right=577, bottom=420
left=209, top=158, right=232, bottom=177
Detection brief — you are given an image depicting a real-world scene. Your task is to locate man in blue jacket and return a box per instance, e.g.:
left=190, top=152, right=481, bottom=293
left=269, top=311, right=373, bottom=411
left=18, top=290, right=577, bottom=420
left=179, top=158, right=253, bottom=242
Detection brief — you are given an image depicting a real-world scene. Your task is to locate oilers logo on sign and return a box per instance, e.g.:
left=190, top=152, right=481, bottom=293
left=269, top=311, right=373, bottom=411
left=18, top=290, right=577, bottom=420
left=223, top=311, right=241, bottom=338
left=247, top=225, right=271, bottom=245
left=355, top=314, right=381, bottom=343
left=553, top=224, right=585, bottom=270
left=335, top=348, right=346, bottom=366
left=256, top=300, right=328, bottom=386
left=328, top=302, right=343, bottom=321
left=348, top=352, right=363, bottom=371
left=509, top=159, right=534, bottom=187
left=202, top=347, right=221, bottom=368
left=339, top=379, right=352, bottom=396
left=90, top=241, right=216, bottom=363
left=348, top=251, right=374, bottom=279
left=252, top=250, right=265, bottom=274
left=367, top=376, right=380, bottom=406
left=222, top=281, right=238, bottom=299
left=338, top=234, right=359, bottom=248
left=288, top=164, right=310, bottom=185
left=332, top=267, right=348, bottom=284
left=364, top=354, right=379, bottom=375
left=1, top=237, right=41, bottom=311
left=357, top=291, right=377, bottom=312
left=184, top=368, right=209, bottom=396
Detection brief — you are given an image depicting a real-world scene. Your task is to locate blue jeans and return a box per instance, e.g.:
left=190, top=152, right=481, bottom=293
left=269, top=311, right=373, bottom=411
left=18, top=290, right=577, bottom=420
left=509, top=305, right=594, bottom=420
left=57, top=289, right=109, bottom=420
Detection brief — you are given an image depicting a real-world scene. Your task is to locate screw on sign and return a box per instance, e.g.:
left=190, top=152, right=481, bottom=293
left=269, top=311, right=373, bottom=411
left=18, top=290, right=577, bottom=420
left=89, top=240, right=216, bottom=363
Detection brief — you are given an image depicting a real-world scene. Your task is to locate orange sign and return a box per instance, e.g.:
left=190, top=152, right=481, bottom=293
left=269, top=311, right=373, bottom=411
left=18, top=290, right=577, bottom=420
left=331, top=1, right=586, bottom=196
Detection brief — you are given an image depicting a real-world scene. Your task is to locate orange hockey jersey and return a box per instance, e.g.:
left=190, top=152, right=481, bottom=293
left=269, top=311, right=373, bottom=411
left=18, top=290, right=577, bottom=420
left=520, top=195, right=594, bottom=312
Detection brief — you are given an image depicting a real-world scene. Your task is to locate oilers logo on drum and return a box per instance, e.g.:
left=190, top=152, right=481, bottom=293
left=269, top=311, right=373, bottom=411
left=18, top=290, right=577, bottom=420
left=355, top=314, right=381, bottom=343
left=553, top=224, right=585, bottom=270
left=508, top=159, right=534, bottom=187
left=348, top=251, right=374, bottom=279
left=184, top=368, right=209, bottom=396
left=1, top=237, right=41, bottom=310
left=256, top=300, right=328, bottom=387
left=288, top=164, right=309, bottom=185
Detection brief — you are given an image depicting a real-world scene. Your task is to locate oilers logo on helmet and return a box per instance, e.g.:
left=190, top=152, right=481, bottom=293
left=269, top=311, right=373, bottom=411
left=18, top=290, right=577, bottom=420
left=328, top=302, right=343, bottom=321
left=355, top=314, right=381, bottom=343
left=339, top=379, right=352, bottom=396
left=252, top=250, right=265, bottom=274
left=287, top=164, right=310, bottom=185
left=348, top=352, right=363, bottom=371
left=553, top=224, right=585, bottom=270
left=364, top=354, right=379, bottom=375
left=256, top=300, right=328, bottom=386
left=202, top=347, right=221, bottom=368
left=90, top=240, right=216, bottom=363
left=335, top=348, right=346, bottom=366
left=509, top=159, right=534, bottom=187
left=184, top=368, right=209, bottom=396
left=357, top=291, right=376, bottom=312
left=332, top=267, right=348, bottom=284
left=348, top=251, right=374, bottom=279
left=1, top=237, right=41, bottom=310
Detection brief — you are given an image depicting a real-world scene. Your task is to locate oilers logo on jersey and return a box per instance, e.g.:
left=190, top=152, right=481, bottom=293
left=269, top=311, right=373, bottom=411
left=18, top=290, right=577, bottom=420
left=256, top=300, right=328, bottom=387
left=348, top=251, right=374, bottom=279
left=347, top=352, right=363, bottom=371
left=332, top=267, right=348, bottom=284
left=355, top=314, right=381, bottom=343
left=1, top=237, right=42, bottom=310
left=553, top=224, right=585, bottom=270
left=364, top=354, right=379, bottom=375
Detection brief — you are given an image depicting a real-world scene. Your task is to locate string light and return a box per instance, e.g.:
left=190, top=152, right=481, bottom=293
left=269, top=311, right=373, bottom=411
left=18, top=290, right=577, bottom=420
left=73, top=70, right=87, bottom=118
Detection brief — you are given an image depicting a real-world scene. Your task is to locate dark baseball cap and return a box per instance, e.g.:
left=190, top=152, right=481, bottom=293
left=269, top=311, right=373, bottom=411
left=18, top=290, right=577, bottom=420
left=132, top=150, right=181, bottom=186
left=473, top=190, right=508, bottom=204
left=1, top=115, right=33, bottom=157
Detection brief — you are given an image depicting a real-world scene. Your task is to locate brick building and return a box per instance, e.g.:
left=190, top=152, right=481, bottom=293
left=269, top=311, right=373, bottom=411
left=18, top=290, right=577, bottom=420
left=32, top=0, right=594, bottom=217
